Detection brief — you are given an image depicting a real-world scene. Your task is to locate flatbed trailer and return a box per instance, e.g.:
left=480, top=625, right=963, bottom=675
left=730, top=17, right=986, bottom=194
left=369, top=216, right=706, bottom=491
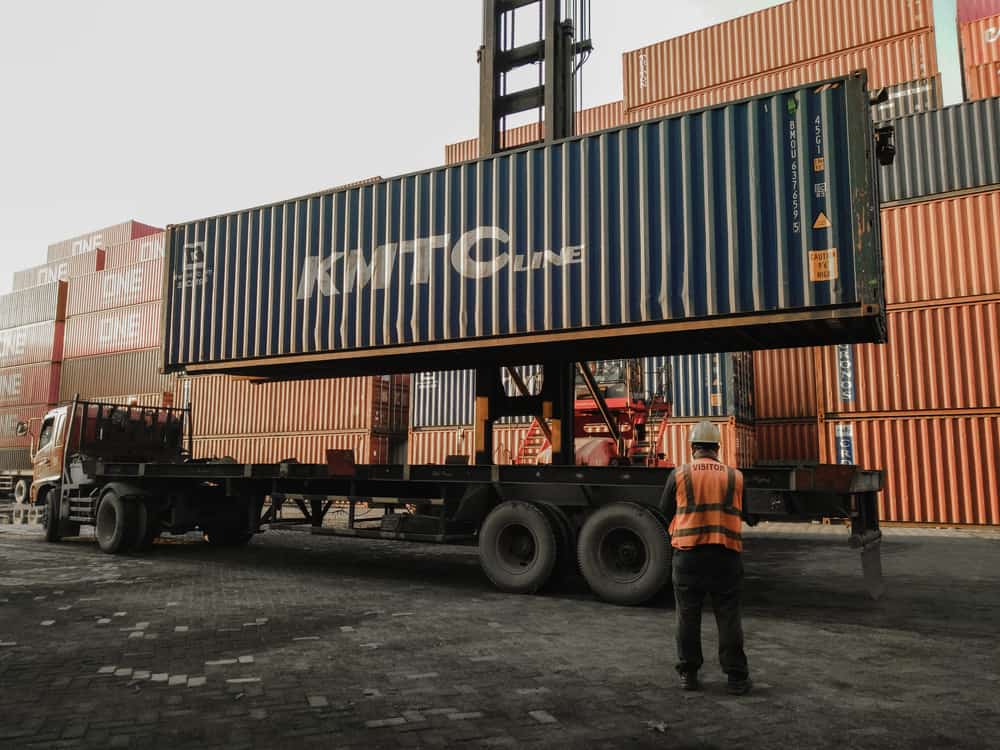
left=29, top=398, right=884, bottom=605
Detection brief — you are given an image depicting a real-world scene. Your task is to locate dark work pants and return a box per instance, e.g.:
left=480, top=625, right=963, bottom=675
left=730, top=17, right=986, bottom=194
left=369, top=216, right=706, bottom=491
left=672, top=544, right=749, bottom=679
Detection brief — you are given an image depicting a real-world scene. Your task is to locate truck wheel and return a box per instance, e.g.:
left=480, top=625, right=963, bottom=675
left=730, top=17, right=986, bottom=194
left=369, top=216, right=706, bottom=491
left=478, top=501, right=557, bottom=594
left=577, top=502, right=672, bottom=606
left=43, top=491, right=61, bottom=543
left=132, top=500, right=161, bottom=551
left=13, top=478, right=29, bottom=504
left=95, top=491, right=138, bottom=554
left=539, top=503, right=578, bottom=586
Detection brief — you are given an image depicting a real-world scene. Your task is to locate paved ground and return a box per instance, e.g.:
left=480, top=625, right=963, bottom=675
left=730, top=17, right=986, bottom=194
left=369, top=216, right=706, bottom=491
left=1, top=521, right=999, bottom=749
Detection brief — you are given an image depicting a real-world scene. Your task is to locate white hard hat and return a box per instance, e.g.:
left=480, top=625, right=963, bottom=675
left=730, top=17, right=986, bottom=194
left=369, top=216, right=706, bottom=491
left=689, top=420, right=722, bottom=446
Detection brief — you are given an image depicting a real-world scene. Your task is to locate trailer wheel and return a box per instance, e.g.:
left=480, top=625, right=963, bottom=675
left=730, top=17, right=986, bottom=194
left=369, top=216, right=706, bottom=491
left=577, top=502, right=672, bottom=606
left=132, top=500, right=160, bottom=551
left=95, top=491, right=138, bottom=554
left=43, top=491, right=61, bottom=543
left=478, top=501, right=557, bottom=594
left=539, top=503, right=578, bottom=586
left=13, top=478, right=29, bottom=504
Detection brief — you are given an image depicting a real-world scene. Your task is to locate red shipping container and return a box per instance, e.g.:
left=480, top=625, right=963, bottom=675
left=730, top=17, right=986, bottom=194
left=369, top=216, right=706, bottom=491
left=622, top=0, right=933, bottom=110
left=753, top=348, right=818, bottom=419
left=964, top=61, right=1000, bottom=99
left=46, top=220, right=160, bottom=263
left=67, top=259, right=163, bottom=317
left=659, top=417, right=755, bottom=469
left=755, top=419, right=820, bottom=462
left=0, top=362, right=61, bottom=407
left=625, top=30, right=938, bottom=120
left=63, top=301, right=160, bottom=359
left=192, top=430, right=387, bottom=465
left=58, top=349, right=182, bottom=403
left=881, top=189, right=1000, bottom=304
left=103, top=233, right=166, bottom=269
left=819, top=414, right=1000, bottom=525
left=819, top=299, right=1000, bottom=416
left=959, top=13, right=1000, bottom=66
left=0, top=282, right=67, bottom=329
left=958, top=0, right=1000, bottom=23
left=12, top=251, right=105, bottom=292
left=0, top=321, right=65, bottom=368
left=0, top=404, right=50, bottom=449
left=407, top=425, right=530, bottom=465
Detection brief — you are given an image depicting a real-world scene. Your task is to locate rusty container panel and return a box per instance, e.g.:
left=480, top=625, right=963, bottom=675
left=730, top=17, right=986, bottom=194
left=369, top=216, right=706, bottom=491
left=964, top=62, right=1000, bottom=99
left=881, top=189, right=1000, bottom=304
left=660, top=417, right=755, bottom=468
left=958, top=0, right=1000, bottom=23
left=820, top=415, right=1000, bottom=525
left=46, top=220, right=161, bottom=263
left=63, top=301, right=160, bottom=359
left=626, top=30, right=938, bottom=121
left=755, top=419, right=820, bottom=462
left=0, top=282, right=67, bottom=329
left=622, top=0, right=933, bottom=110
left=67, top=259, right=164, bottom=317
left=12, top=251, right=105, bottom=292
left=960, top=13, right=1000, bottom=66
left=0, top=405, right=50, bottom=449
left=188, top=375, right=377, bottom=436
left=58, top=349, right=181, bottom=402
left=820, top=299, right=1000, bottom=415
left=103, top=233, right=166, bottom=269
left=444, top=101, right=624, bottom=165
left=753, top=347, right=818, bottom=418
left=0, top=362, right=61, bottom=407
left=0, top=321, right=65, bottom=368
left=192, top=431, right=375, bottom=464
left=406, top=425, right=529, bottom=465
left=0, top=447, right=31, bottom=472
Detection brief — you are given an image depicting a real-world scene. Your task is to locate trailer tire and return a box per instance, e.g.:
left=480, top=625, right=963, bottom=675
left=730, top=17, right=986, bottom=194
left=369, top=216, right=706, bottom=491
left=43, top=491, right=61, bottom=543
left=95, top=490, right=137, bottom=555
left=132, top=500, right=160, bottom=551
left=577, top=502, right=672, bottom=606
left=13, top=478, right=29, bottom=504
left=478, top=501, right=557, bottom=595
left=539, top=503, right=578, bottom=586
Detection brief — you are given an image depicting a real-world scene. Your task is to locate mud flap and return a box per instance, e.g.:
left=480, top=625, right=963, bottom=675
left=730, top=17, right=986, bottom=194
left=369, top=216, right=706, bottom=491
left=860, top=537, right=885, bottom=601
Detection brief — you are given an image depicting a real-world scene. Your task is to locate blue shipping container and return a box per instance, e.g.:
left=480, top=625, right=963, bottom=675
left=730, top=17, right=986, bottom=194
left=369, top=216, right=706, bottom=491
left=411, top=365, right=543, bottom=428
left=667, top=352, right=754, bottom=423
left=164, top=74, right=884, bottom=377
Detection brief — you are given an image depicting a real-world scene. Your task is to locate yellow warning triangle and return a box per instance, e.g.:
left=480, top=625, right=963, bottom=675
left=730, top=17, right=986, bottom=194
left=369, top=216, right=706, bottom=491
left=813, top=211, right=831, bottom=230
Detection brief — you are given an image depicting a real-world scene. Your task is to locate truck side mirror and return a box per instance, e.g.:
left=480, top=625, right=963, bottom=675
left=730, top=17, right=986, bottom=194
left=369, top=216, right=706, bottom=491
left=15, top=421, right=28, bottom=437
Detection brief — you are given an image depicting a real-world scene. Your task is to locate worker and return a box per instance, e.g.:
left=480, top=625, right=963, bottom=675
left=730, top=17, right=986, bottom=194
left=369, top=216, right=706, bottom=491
left=659, top=421, right=751, bottom=695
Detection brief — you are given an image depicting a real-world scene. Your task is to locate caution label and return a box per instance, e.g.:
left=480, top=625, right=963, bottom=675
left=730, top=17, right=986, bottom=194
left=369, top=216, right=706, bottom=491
left=809, top=249, right=839, bottom=282
left=813, top=211, right=831, bottom=230
left=813, top=157, right=825, bottom=172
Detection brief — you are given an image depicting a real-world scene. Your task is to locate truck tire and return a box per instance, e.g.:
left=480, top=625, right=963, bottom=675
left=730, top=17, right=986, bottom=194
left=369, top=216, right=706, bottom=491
left=539, top=503, right=578, bottom=587
left=577, top=502, right=672, bottom=606
left=132, top=500, right=160, bottom=551
left=43, top=491, right=61, bottom=543
left=95, top=490, right=138, bottom=554
left=478, top=501, right=557, bottom=594
left=13, top=478, right=29, bottom=504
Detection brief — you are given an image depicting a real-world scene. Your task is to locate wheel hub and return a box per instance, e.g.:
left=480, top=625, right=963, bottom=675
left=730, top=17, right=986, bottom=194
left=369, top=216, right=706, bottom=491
left=496, top=523, right=537, bottom=571
left=598, top=527, right=649, bottom=582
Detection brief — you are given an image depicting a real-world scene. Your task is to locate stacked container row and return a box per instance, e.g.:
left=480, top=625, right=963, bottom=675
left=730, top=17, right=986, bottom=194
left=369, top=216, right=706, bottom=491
left=46, top=220, right=160, bottom=262
left=960, top=11, right=1000, bottom=101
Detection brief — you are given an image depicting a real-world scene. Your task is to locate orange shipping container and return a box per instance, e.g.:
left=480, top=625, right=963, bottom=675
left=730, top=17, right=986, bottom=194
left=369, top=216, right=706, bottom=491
left=964, top=61, right=1000, bottom=99
left=0, top=405, right=51, bottom=449
left=625, top=30, right=938, bottom=120
left=660, top=418, right=755, bottom=468
left=755, top=419, right=820, bottom=463
left=820, top=299, right=1000, bottom=415
left=407, top=425, right=531, bottom=465
left=192, top=431, right=389, bottom=465
left=0, top=362, right=61, bottom=407
left=63, top=301, right=161, bottom=359
left=753, top=348, right=817, bottom=419
left=819, top=414, right=1000, bottom=525
left=0, top=321, right=65, bottom=368
left=622, top=0, right=933, bottom=110
left=880, top=189, right=1000, bottom=304
left=66, top=259, right=163, bottom=317
left=959, top=13, right=1000, bottom=66
left=58, top=349, right=182, bottom=403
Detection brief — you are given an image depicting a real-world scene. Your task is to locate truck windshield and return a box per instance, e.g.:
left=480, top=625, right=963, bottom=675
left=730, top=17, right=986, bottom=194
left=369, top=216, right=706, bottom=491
left=38, top=419, right=54, bottom=450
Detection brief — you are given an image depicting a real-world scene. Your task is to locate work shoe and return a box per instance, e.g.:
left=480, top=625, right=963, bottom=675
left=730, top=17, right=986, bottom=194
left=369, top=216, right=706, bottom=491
left=679, top=672, right=700, bottom=691
left=726, top=677, right=753, bottom=696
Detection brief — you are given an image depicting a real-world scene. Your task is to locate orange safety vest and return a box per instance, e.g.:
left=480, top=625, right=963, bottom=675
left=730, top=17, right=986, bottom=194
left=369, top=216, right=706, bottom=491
left=669, top=458, right=744, bottom=553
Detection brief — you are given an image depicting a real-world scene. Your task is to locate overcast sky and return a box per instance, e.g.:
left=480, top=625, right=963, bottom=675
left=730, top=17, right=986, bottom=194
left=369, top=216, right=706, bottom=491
left=0, top=0, right=961, bottom=293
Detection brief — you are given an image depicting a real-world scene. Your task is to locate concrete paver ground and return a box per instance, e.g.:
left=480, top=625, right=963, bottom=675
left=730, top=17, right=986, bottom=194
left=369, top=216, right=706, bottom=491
left=1, top=521, right=998, bottom=748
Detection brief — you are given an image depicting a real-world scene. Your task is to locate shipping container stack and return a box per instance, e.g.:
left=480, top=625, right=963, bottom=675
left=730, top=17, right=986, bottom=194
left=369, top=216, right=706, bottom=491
left=958, top=1, right=1000, bottom=100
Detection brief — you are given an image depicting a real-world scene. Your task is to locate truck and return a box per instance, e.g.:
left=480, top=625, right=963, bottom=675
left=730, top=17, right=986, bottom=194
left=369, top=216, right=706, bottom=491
left=22, top=395, right=884, bottom=605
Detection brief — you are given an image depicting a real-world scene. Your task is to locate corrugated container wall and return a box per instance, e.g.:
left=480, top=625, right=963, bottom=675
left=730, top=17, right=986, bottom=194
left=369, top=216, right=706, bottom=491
left=625, top=30, right=938, bottom=121
left=755, top=419, right=820, bottom=462
left=0, top=282, right=67, bottom=329
left=879, top=97, right=1000, bottom=204
left=192, top=431, right=386, bottom=465
left=622, top=0, right=932, bottom=110
left=410, top=367, right=542, bottom=428
left=63, top=301, right=160, bottom=359
left=103, top=233, right=166, bottom=268
left=880, top=188, right=1000, bottom=304
left=820, top=299, right=1000, bottom=415
left=407, top=425, right=530, bottom=465
left=821, top=415, right=1000, bottom=525
left=660, top=418, right=755, bottom=468
left=66, top=259, right=163, bottom=317
left=0, top=321, right=65, bottom=367
left=960, top=13, right=1000, bottom=66
left=12, top=251, right=105, bottom=291
left=872, top=76, right=942, bottom=120
left=965, top=62, right=1000, bottom=100
left=58, top=349, right=181, bottom=403
left=0, top=405, right=50, bottom=449
left=164, top=76, right=885, bottom=377
left=669, top=352, right=754, bottom=423
left=0, top=448, right=30, bottom=472
left=958, top=0, right=1000, bottom=23
left=753, top=347, right=818, bottom=418
left=0, top=363, right=61, bottom=407
left=46, top=220, right=160, bottom=262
